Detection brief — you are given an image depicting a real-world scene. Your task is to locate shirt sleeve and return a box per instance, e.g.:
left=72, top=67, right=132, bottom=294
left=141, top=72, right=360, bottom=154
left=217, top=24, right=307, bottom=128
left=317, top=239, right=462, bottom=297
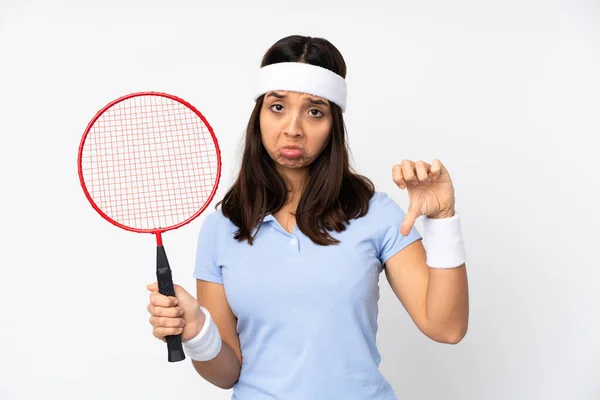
left=192, top=211, right=223, bottom=284
left=376, top=192, right=423, bottom=266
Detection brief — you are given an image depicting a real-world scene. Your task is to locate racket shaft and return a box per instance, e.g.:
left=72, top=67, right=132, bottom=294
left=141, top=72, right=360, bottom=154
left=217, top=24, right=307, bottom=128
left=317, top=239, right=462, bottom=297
left=156, top=245, right=186, bottom=362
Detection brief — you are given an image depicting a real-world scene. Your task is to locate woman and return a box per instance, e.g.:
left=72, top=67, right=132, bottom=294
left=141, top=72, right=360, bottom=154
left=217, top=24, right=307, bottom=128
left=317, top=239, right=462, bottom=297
left=146, top=35, right=469, bottom=399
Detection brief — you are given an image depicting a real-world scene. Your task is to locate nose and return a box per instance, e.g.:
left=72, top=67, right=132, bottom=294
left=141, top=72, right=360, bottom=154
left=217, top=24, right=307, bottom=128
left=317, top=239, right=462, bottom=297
left=283, top=113, right=303, bottom=138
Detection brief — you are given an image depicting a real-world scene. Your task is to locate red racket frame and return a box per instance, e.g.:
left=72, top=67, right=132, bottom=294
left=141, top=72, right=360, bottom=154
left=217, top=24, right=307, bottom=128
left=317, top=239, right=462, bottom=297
left=77, top=91, right=222, bottom=246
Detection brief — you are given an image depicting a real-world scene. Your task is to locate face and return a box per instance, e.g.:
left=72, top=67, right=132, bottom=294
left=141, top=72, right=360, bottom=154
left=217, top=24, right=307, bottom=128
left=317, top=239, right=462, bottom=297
left=260, top=90, right=333, bottom=171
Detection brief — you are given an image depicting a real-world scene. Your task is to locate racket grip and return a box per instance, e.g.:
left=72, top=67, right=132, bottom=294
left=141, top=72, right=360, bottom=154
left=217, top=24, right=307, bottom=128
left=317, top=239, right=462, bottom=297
left=156, top=245, right=186, bottom=363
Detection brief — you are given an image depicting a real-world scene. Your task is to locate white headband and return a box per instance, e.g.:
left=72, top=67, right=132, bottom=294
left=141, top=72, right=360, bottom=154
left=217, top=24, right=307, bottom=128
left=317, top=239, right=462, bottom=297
left=253, top=62, right=347, bottom=112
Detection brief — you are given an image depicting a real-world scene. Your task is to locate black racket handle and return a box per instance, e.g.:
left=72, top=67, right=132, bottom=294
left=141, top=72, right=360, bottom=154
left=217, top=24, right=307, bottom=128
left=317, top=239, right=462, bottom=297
left=156, top=245, right=186, bottom=362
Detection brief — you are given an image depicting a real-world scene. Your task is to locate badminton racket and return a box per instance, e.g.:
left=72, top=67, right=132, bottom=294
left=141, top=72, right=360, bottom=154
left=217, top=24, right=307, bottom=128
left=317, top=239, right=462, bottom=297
left=77, top=91, right=221, bottom=362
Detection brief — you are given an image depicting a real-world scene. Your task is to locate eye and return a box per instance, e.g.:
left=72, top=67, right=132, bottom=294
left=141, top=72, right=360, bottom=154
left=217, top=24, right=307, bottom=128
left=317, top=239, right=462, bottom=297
left=270, top=104, right=284, bottom=112
left=309, top=109, right=323, bottom=117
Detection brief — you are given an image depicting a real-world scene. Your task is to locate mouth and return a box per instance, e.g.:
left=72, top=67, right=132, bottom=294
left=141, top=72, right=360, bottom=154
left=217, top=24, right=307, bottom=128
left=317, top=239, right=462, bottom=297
left=280, top=145, right=304, bottom=159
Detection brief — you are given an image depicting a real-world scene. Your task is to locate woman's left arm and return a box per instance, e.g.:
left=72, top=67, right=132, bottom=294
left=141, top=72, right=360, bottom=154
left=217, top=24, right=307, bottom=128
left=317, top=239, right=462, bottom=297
left=384, top=159, right=469, bottom=344
left=384, top=238, right=469, bottom=344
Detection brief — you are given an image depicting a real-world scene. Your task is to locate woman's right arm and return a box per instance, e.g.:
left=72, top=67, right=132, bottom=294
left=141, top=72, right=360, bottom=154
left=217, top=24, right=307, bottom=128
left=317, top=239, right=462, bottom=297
left=191, top=279, right=242, bottom=389
left=147, top=280, right=242, bottom=390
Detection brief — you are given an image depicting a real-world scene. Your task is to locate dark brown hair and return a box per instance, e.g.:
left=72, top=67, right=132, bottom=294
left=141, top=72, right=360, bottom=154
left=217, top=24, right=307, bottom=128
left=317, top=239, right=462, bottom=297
left=217, top=35, right=374, bottom=245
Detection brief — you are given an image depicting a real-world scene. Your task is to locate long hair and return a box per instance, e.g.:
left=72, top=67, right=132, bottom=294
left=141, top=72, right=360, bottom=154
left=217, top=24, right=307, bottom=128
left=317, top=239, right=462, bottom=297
left=217, top=35, right=374, bottom=245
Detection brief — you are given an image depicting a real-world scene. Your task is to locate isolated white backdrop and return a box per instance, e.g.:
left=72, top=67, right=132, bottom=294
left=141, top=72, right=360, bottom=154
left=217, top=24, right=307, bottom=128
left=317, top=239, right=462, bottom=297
left=1, top=0, right=598, bottom=399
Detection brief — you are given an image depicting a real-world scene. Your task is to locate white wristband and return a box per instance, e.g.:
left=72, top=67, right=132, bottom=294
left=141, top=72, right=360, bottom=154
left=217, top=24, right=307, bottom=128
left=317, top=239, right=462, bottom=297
left=182, top=306, right=222, bottom=361
left=422, top=212, right=466, bottom=269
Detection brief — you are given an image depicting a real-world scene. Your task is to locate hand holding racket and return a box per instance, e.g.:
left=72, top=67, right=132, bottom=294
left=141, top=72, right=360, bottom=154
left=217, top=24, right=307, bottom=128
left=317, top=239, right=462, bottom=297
left=146, top=282, right=206, bottom=344
left=77, top=92, right=221, bottom=362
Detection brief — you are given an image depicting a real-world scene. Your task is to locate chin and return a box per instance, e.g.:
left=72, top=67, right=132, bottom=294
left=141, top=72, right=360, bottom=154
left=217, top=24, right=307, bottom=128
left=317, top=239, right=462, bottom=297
left=276, top=157, right=309, bottom=169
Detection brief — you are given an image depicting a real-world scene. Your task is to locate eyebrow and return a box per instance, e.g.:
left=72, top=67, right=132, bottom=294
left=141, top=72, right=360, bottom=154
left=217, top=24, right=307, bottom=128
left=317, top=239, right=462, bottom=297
left=265, top=91, right=329, bottom=107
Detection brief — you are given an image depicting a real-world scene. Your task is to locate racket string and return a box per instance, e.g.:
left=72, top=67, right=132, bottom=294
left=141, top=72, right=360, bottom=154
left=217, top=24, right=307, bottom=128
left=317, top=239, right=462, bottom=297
left=80, top=94, right=219, bottom=230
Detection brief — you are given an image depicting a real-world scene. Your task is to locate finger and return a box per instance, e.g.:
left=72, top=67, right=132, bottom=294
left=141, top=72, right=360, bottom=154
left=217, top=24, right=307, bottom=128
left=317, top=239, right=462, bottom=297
left=149, top=316, right=186, bottom=329
left=147, top=304, right=184, bottom=318
left=149, top=291, right=179, bottom=308
left=153, top=327, right=184, bottom=341
left=400, top=203, right=420, bottom=236
left=415, top=161, right=431, bottom=184
left=430, top=159, right=443, bottom=180
left=392, top=164, right=407, bottom=189
left=401, top=160, right=418, bottom=185
left=146, top=282, right=158, bottom=292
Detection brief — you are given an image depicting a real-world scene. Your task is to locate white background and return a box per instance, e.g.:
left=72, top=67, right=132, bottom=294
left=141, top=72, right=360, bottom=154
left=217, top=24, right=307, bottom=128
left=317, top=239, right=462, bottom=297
left=1, top=0, right=599, bottom=399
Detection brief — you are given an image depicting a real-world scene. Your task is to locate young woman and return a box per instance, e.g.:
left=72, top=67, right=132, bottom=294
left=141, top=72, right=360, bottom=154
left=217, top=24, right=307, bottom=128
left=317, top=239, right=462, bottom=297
left=146, top=35, right=469, bottom=399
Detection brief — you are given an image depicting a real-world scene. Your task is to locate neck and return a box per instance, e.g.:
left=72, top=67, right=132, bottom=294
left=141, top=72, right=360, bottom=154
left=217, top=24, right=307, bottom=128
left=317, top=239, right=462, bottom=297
left=279, top=166, right=308, bottom=208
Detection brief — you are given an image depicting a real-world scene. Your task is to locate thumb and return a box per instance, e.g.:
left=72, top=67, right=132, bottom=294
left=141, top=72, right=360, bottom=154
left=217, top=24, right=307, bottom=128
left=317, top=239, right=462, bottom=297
left=173, top=284, right=197, bottom=306
left=400, top=204, right=420, bottom=237
left=146, top=282, right=158, bottom=292
left=147, top=282, right=197, bottom=307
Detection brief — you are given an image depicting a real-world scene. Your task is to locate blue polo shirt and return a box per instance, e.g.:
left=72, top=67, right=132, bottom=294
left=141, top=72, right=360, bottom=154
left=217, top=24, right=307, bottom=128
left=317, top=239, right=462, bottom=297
left=193, top=191, right=422, bottom=399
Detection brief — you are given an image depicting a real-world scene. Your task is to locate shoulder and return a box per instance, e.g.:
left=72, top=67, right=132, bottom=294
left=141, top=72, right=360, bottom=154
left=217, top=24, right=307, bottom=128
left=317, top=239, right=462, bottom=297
left=199, top=207, right=237, bottom=236
left=203, top=207, right=225, bottom=224
left=369, top=191, right=392, bottom=206
left=362, top=191, right=408, bottom=223
left=368, top=191, right=403, bottom=212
